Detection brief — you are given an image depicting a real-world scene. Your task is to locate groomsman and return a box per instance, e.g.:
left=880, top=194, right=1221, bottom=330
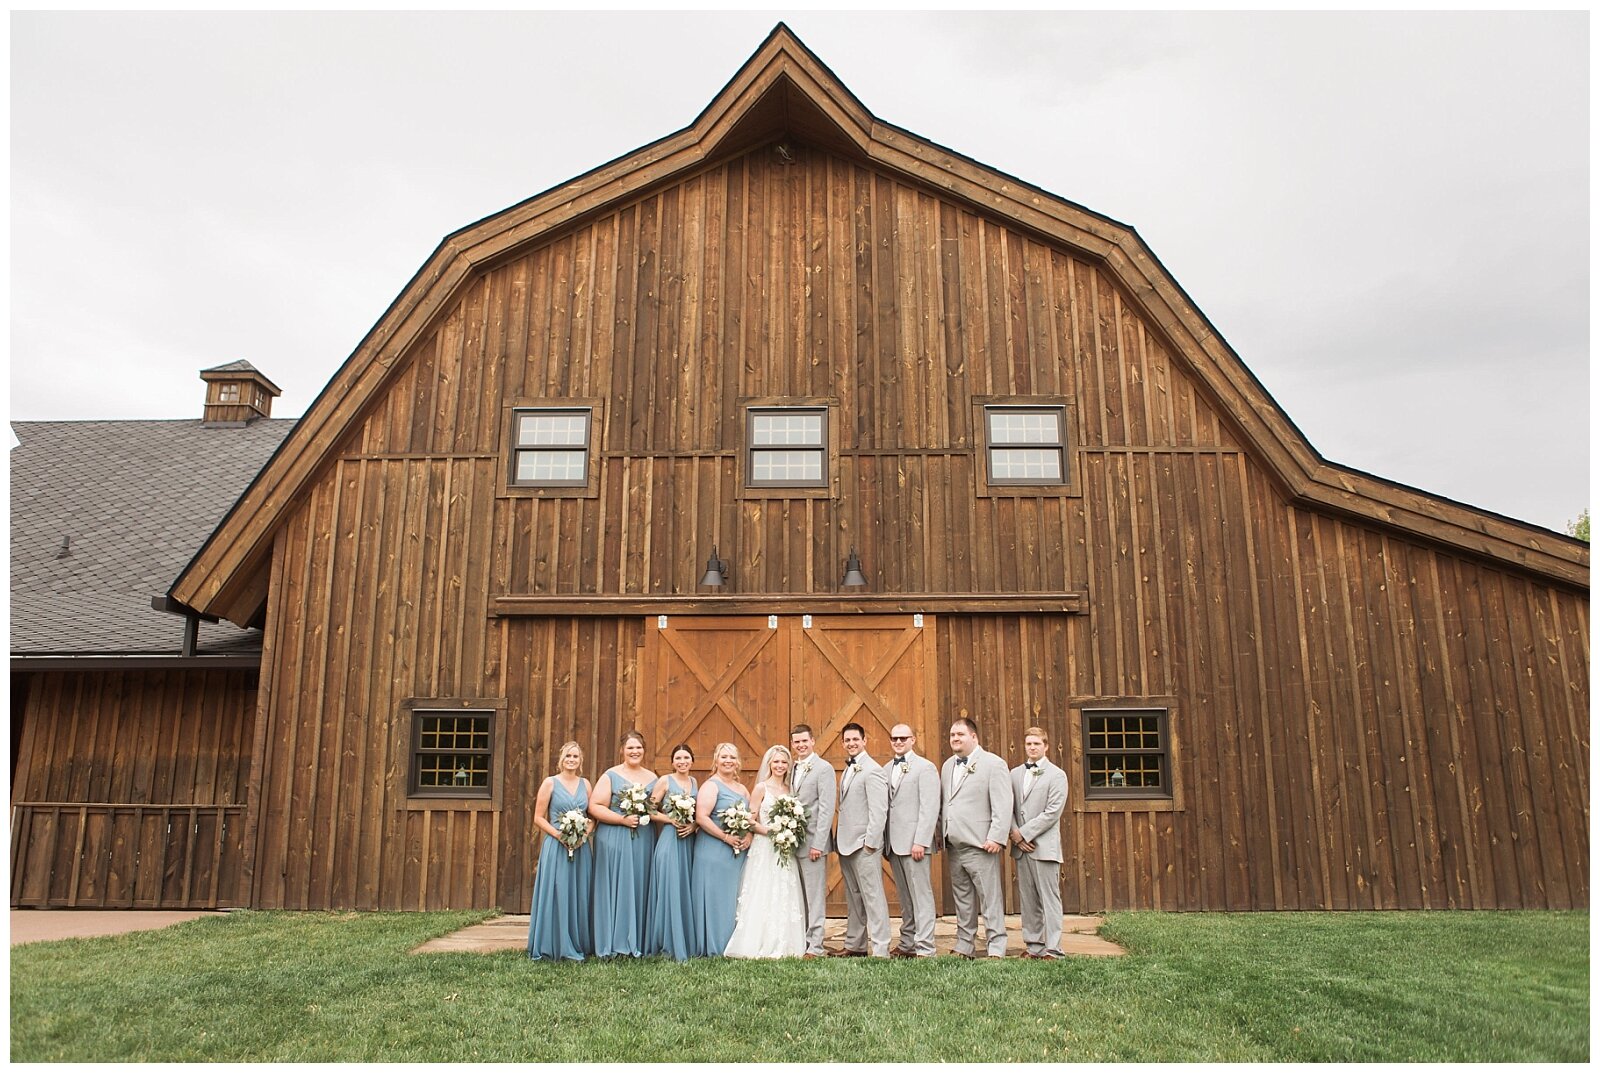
left=884, top=723, right=940, bottom=958
left=831, top=722, right=891, bottom=957
left=940, top=717, right=1013, bottom=958
left=789, top=724, right=837, bottom=959
left=1010, top=726, right=1068, bottom=959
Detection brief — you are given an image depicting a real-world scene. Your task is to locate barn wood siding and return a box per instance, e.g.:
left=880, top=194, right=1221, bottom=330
left=243, top=143, right=1587, bottom=911
left=10, top=668, right=255, bottom=908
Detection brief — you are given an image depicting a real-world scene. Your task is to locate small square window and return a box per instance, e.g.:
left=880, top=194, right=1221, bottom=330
left=747, top=407, right=828, bottom=488
left=410, top=710, right=494, bottom=798
left=510, top=408, right=592, bottom=488
left=1083, top=708, right=1170, bottom=799
left=218, top=383, right=240, bottom=403
left=985, top=406, right=1066, bottom=485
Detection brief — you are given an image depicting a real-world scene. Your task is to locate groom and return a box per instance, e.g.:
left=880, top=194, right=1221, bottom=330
left=831, top=721, right=891, bottom=957
left=788, top=724, right=836, bottom=959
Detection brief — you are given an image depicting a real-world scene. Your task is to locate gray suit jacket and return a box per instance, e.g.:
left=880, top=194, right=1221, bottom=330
left=834, top=753, right=888, bottom=855
left=791, top=754, right=838, bottom=855
left=885, top=752, right=940, bottom=856
left=940, top=745, right=1014, bottom=848
left=1011, top=759, right=1067, bottom=863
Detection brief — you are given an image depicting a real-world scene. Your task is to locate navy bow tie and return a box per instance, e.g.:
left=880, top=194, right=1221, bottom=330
left=893, top=756, right=906, bottom=765
left=955, top=756, right=968, bottom=766
left=1025, top=762, right=1038, bottom=770
left=846, top=757, right=858, bottom=768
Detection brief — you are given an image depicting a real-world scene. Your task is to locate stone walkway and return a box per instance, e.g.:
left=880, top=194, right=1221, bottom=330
left=414, top=913, right=1124, bottom=957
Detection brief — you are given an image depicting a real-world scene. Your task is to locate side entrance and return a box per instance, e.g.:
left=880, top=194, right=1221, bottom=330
left=639, top=613, right=939, bottom=915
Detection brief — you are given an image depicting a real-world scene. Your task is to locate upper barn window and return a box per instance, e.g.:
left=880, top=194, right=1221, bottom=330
left=511, top=408, right=591, bottom=485
left=973, top=396, right=1078, bottom=497
left=984, top=405, right=1066, bottom=484
left=746, top=406, right=828, bottom=488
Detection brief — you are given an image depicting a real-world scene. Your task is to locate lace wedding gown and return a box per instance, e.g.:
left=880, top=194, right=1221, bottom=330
left=722, top=793, right=806, bottom=958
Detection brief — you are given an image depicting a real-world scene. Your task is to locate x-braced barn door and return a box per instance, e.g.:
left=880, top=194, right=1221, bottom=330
left=641, top=614, right=938, bottom=915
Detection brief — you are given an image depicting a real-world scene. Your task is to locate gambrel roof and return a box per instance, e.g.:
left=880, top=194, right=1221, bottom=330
left=170, top=24, right=1587, bottom=626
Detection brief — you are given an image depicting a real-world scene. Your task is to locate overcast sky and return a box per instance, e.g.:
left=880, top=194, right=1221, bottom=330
left=10, top=11, right=1589, bottom=532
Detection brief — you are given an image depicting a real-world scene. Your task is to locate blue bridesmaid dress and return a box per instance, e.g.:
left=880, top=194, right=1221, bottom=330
left=592, top=769, right=655, bottom=958
left=643, top=774, right=698, bottom=960
left=689, top=777, right=749, bottom=957
left=527, top=776, right=594, bottom=961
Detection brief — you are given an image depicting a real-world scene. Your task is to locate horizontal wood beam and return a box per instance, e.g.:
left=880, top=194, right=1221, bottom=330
left=492, top=592, right=1087, bottom=617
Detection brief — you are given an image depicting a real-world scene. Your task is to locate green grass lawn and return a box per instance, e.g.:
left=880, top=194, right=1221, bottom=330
left=9, top=909, right=1588, bottom=1062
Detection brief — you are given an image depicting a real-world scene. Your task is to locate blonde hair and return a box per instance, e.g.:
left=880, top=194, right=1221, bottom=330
left=713, top=742, right=741, bottom=766
left=1023, top=726, right=1048, bottom=744
left=556, top=740, right=585, bottom=780
left=757, top=745, right=792, bottom=789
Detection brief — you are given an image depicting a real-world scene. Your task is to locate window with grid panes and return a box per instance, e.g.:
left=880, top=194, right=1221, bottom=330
left=1082, top=709, right=1170, bottom=799
left=984, top=405, right=1067, bottom=485
left=747, top=407, right=827, bottom=487
left=509, top=408, right=592, bottom=487
left=410, top=710, right=494, bottom=797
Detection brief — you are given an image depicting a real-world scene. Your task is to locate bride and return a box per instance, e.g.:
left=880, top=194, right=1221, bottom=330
left=723, top=745, right=806, bottom=958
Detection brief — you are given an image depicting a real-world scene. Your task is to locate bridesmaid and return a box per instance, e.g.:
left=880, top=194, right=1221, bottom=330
left=642, top=743, right=698, bottom=960
left=527, top=741, right=596, bottom=961
left=689, top=742, right=752, bottom=957
left=589, top=730, right=657, bottom=958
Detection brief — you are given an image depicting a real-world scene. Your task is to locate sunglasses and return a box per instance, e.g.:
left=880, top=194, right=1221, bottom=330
left=889, top=735, right=911, bottom=742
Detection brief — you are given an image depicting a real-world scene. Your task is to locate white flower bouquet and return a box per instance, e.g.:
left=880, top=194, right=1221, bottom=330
left=617, top=782, right=652, bottom=838
left=659, top=791, right=697, bottom=829
left=718, top=801, right=754, bottom=856
left=766, top=794, right=809, bottom=867
left=556, top=808, right=589, bottom=860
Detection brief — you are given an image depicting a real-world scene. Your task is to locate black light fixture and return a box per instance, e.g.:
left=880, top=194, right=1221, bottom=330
left=700, top=546, right=729, bottom=588
left=841, top=547, right=867, bottom=588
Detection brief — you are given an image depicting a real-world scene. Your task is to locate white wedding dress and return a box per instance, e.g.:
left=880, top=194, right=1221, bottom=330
left=722, top=793, right=806, bottom=959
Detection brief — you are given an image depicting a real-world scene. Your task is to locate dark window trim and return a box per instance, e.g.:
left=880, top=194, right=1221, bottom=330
left=399, top=697, right=508, bottom=810
left=972, top=395, right=1080, bottom=498
left=1067, top=697, right=1183, bottom=814
left=1081, top=707, right=1171, bottom=800
left=737, top=397, right=840, bottom=499
left=498, top=398, right=603, bottom=499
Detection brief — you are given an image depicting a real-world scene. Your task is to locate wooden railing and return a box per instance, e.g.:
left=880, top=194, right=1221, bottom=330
left=10, top=803, right=247, bottom=909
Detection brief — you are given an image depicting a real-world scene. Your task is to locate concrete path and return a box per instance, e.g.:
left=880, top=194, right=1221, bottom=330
left=415, top=913, right=1124, bottom=957
left=10, top=909, right=226, bottom=945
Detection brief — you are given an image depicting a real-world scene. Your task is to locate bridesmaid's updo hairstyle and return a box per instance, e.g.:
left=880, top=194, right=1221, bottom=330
left=621, top=730, right=647, bottom=751
left=671, top=743, right=694, bottom=761
left=713, top=742, right=740, bottom=766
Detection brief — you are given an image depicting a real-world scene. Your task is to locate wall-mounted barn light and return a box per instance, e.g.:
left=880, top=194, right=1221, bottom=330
left=840, top=547, right=867, bottom=588
left=700, top=546, right=730, bottom=588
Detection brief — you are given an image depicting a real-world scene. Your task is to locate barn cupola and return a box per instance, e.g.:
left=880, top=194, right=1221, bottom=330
left=200, top=360, right=280, bottom=426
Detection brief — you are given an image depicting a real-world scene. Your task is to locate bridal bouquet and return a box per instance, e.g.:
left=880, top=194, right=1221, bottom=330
left=617, top=782, right=652, bottom=838
left=766, top=795, right=809, bottom=868
left=658, top=791, right=697, bottom=829
left=718, top=802, right=754, bottom=856
left=556, top=809, right=589, bottom=860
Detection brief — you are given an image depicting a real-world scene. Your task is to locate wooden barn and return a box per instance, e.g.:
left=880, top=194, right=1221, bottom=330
left=11, top=26, right=1588, bottom=915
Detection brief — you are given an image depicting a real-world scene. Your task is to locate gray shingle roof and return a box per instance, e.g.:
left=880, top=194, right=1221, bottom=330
left=10, top=418, right=296, bottom=655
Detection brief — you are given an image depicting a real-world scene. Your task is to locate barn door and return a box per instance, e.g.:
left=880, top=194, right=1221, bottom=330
left=640, top=614, right=938, bottom=916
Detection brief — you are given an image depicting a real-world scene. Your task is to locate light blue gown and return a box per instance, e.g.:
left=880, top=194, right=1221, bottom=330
left=643, top=774, right=698, bottom=960
left=527, top=777, right=594, bottom=961
left=690, top=778, right=749, bottom=957
left=592, top=769, right=655, bottom=958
